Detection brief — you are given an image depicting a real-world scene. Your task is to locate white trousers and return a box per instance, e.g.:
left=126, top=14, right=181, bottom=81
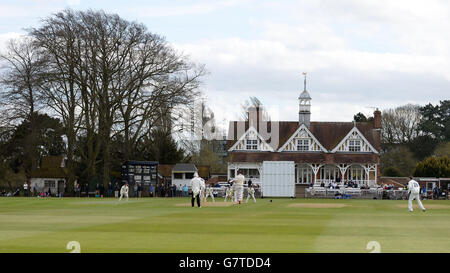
left=246, top=193, right=256, bottom=203
left=119, top=192, right=128, bottom=201
left=224, top=193, right=230, bottom=202
left=408, top=193, right=425, bottom=211
left=235, top=185, right=244, bottom=202
left=205, top=192, right=215, bottom=202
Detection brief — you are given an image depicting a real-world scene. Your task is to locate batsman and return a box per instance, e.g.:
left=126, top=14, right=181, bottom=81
left=233, top=170, right=245, bottom=204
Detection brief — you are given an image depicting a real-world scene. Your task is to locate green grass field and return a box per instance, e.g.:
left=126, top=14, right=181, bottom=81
left=0, top=197, right=449, bottom=253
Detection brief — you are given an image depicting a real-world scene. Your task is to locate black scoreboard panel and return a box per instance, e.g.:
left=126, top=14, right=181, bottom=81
left=121, top=161, right=158, bottom=186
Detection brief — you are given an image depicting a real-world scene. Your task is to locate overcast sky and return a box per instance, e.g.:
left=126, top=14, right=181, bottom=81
left=1, top=0, right=449, bottom=130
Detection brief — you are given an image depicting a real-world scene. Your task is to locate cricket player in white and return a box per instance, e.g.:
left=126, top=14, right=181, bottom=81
left=408, top=176, right=426, bottom=212
left=246, top=185, right=256, bottom=203
left=205, top=185, right=215, bottom=202
left=200, top=177, right=206, bottom=202
left=234, top=171, right=245, bottom=204
left=119, top=183, right=129, bottom=201
left=224, top=186, right=232, bottom=202
left=190, top=172, right=204, bottom=207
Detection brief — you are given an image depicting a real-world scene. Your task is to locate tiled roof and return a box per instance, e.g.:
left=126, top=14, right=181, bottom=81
left=227, top=120, right=380, bottom=152
left=30, top=156, right=68, bottom=179
left=30, top=167, right=68, bottom=179
left=41, top=156, right=64, bottom=168
left=172, top=163, right=197, bottom=172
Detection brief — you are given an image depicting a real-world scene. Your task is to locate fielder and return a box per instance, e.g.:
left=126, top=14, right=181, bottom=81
left=119, top=183, right=129, bottom=201
left=233, top=170, right=245, bottom=204
left=205, top=185, right=215, bottom=202
left=246, top=184, right=256, bottom=203
left=224, top=186, right=232, bottom=202
left=200, top=176, right=206, bottom=202
left=407, top=176, right=426, bottom=212
left=190, top=172, right=204, bottom=207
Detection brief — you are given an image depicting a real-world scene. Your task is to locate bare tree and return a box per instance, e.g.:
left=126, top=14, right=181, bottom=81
left=30, top=9, right=204, bottom=186
left=382, top=104, right=422, bottom=144
left=0, top=37, right=47, bottom=121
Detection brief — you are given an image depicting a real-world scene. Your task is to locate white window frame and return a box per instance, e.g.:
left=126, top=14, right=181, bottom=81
left=348, top=140, right=361, bottom=152
left=246, top=139, right=258, bottom=150
left=296, top=164, right=312, bottom=184
left=296, top=138, right=309, bottom=151
left=347, top=166, right=366, bottom=182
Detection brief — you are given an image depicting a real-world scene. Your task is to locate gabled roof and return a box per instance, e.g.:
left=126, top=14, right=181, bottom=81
left=227, top=120, right=380, bottom=152
left=228, top=126, right=275, bottom=152
left=31, top=167, right=68, bottom=179
left=30, top=156, right=69, bottom=179
left=41, top=156, right=65, bottom=168
left=330, top=126, right=379, bottom=153
left=172, top=163, right=197, bottom=173
left=277, top=123, right=328, bottom=152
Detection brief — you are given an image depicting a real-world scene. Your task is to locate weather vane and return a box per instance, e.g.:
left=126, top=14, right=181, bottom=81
left=302, top=72, right=307, bottom=91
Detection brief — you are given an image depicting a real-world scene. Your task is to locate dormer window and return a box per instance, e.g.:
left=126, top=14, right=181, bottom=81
left=246, top=139, right=258, bottom=150
left=349, top=140, right=361, bottom=152
left=297, top=139, right=309, bottom=151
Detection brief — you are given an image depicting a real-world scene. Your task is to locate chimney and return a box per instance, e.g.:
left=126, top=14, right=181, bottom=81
left=247, top=106, right=262, bottom=131
left=374, top=108, right=381, bottom=129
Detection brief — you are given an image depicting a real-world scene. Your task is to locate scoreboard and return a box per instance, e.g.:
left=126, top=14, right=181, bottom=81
left=121, top=161, right=158, bottom=186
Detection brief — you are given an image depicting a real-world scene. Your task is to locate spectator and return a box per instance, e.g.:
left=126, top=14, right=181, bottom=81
left=422, top=186, right=427, bottom=200
left=107, top=182, right=113, bottom=197
left=95, top=183, right=100, bottom=197
left=47, top=187, right=52, bottom=197
left=134, top=183, right=138, bottom=198
left=149, top=184, right=154, bottom=197
left=161, top=185, right=166, bottom=197
left=320, top=181, right=325, bottom=187
left=76, top=183, right=81, bottom=197
left=166, top=184, right=170, bottom=197
left=433, top=186, right=439, bottom=200
left=172, top=184, right=177, bottom=197
left=99, top=183, right=105, bottom=198
left=183, top=184, right=188, bottom=197
left=114, top=183, right=120, bottom=198
left=248, top=177, right=253, bottom=187
left=13, top=188, right=20, bottom=196
left=60, top=183, right=65, bottom=198
left=138, top=183, right=143, bottom=198
left=23, top=182, right=28, bottom=197
left=84, top=183, right=89, bottom=197
left=155, top=184, right=160, bottom=197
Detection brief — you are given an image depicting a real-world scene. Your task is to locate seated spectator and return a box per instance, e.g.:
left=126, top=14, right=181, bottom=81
left=320, top=182, right=325, bottom=187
